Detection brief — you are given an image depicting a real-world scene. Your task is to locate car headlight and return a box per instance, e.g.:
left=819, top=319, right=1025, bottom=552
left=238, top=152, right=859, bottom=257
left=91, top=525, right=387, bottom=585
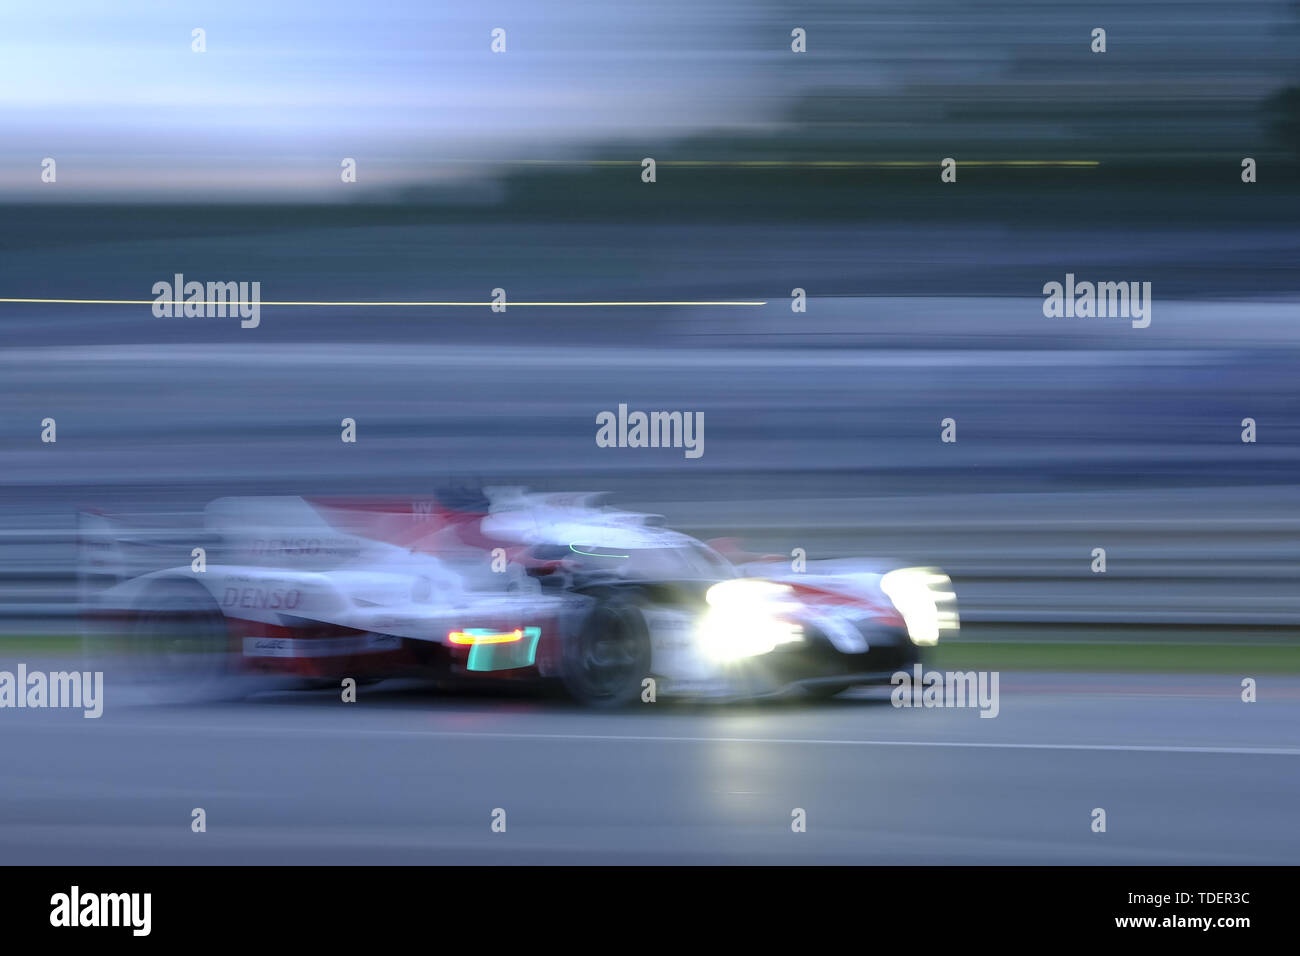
left=880, top=567, right=958, bottom=646
left=696, top=579, right=804, bottom=662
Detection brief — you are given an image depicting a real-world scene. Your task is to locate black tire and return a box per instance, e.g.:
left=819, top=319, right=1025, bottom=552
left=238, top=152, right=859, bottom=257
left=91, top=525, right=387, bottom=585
left=126, top=579, right=240, bottom=702
left=560, top=592, right=652, bottom=708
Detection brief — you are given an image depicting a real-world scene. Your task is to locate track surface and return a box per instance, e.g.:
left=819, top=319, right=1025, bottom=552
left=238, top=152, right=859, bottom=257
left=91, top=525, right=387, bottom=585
left=2, top=667, right=1297, bottom=864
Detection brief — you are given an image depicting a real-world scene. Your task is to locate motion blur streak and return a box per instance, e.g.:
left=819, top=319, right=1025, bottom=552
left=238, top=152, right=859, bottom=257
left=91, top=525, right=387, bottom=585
left=1, top=0, right=1298, bottom=864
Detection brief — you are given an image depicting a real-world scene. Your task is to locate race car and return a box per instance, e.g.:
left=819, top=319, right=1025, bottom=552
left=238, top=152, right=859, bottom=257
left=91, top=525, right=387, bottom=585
left=78, top=489, right=958, bottom=705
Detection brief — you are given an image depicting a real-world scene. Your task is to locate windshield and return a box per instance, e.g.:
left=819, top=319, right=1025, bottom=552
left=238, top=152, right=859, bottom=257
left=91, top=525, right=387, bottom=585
left=535, top=542, right=735, bottom=580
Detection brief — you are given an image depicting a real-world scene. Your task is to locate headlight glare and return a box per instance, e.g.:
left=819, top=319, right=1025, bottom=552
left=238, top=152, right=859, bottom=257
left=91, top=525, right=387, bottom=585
left=698, top=579, right=803, bottom=661
left=881, top=567, right=958, bottom=646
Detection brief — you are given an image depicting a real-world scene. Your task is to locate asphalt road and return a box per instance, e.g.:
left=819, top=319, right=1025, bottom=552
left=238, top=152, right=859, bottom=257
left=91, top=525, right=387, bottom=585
left=2, top=667, right=1296, bottom=864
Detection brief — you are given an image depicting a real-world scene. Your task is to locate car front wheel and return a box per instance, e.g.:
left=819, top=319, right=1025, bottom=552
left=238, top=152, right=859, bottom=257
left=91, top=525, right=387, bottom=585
left=560, top=594, right=652, bottom=708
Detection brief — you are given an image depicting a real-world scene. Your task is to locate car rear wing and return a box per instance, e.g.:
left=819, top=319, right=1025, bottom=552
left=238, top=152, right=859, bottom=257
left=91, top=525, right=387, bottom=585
left=76, top=510, right=215, bottom=610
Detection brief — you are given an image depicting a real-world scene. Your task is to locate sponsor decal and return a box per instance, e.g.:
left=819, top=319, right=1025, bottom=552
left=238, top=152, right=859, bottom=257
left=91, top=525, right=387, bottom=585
left=249, top=538, right=358, bottom=558
left=222, top=587, right=302, bottom=610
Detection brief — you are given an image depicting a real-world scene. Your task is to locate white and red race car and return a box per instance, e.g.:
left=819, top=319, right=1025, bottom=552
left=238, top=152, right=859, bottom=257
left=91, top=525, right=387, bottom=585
left=79, top=489, right=957, bottom=705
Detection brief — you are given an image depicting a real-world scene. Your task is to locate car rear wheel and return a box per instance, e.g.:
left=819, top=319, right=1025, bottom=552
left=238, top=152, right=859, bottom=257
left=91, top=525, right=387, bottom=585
left=126, top=580, right=239, bottom=702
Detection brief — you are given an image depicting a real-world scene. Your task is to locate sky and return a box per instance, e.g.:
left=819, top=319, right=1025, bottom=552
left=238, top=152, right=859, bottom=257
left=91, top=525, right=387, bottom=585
left=2, top=0, right=1294, bottom=199
left=0, top=0, right=766, bottom=198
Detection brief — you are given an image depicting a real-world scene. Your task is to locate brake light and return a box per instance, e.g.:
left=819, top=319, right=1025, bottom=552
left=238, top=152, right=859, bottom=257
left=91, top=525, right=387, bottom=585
left=448, top=628, right=525, bottom=645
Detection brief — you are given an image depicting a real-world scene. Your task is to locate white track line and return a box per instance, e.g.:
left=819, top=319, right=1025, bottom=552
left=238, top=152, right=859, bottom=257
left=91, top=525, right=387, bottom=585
left=19, top=721, right=1300, bottom=756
